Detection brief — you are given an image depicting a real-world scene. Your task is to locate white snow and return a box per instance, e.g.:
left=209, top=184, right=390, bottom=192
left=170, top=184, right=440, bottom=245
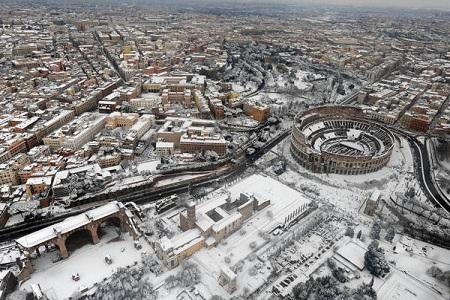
left=16, top=202, right=124, bottom=248
left=21, top=227, right=152, bottom=300
left=377, top=271, right=446, bottom=300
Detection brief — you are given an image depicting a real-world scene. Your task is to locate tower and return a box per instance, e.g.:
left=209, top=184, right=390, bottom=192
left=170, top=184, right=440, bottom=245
left=186, top=201, right=196, bottom=225
left=180, top=201, right=196, bottom=231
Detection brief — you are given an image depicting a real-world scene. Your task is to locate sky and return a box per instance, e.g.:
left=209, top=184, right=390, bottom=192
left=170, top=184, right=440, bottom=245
left=210, top=0, right=450, bottom=9
left=295, top=0, right=450, bottom=9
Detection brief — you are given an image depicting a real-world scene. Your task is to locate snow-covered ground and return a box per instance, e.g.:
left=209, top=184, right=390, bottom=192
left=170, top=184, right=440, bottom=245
left=377, top=270, right=445, bottom=300
left=136, top=160, right=160, bottom=173
left=309, top=234, right=450, bottom=300
left=21, top=227, right=152, bottom=300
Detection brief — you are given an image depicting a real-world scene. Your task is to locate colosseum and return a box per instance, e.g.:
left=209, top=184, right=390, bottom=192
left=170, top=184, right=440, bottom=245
left=290, top=106, right=395, bottom=175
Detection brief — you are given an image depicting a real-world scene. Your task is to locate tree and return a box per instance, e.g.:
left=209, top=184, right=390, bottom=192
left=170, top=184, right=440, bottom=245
left=427, top=266, right=443, bottom=278
left=178, top=261, right=201, bottom=287
left=385, top=227, right=395, bottom=243
left=427, top=266, right=450, bottom=287
left=370, top=220, right=381, bottom=240
left=292, top=275, right=376, bottom=300
left=351, top=282, right=377, bottom=300
left=292, top=276, right=344, bottom=300
left=364, top=241, right=390, bottom=277
left=88, top=267, right=158, bottom=300
left=165, top=274, right=179, bottom=289
left=345, top=227, right=355, bottom=238
left=328, top=258, right=347, bottom=283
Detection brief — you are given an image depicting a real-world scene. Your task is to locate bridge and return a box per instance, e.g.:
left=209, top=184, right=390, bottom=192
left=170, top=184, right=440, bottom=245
left=15, top=201, right=138, bottom=262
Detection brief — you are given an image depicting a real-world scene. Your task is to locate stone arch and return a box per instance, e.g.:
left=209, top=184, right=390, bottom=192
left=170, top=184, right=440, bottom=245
left=96, top=215, right=125, bottom=239
left=63, top=228, right=96, bottom=256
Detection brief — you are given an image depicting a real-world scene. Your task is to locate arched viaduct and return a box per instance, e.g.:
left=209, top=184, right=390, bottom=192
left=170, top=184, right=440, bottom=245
left=15, top=201, right=138, bottom=260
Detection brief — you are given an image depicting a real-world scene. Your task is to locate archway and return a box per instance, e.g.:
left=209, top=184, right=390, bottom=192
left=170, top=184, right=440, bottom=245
left=64, top=228, right=95, bottom=255
left=96, top=216, right=123, bottom=241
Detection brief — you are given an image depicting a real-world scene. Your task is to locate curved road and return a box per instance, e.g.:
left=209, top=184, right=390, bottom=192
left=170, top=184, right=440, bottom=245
left=407, top=136, right=450, bottom=212
left=373, top=123, right=450, bottom=214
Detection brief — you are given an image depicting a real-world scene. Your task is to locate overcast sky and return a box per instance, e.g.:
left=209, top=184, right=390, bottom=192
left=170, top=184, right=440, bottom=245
left=306, top=0, right=449, bottom=8
left=225, top=0, right=450, bottom=9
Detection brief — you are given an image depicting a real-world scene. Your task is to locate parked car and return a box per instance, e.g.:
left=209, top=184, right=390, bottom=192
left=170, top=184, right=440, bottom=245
left=134, top=241, right=142, bottom=250
left=105, top=255, right=112, bottom=264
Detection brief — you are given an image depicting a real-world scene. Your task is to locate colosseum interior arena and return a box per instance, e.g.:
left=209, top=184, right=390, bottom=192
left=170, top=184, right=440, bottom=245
left=290, top=106, right=395, bottom=175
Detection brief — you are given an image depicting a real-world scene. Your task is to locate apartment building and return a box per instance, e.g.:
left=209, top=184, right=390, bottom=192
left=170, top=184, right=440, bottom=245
left=43, top=113, right=107, bottom=151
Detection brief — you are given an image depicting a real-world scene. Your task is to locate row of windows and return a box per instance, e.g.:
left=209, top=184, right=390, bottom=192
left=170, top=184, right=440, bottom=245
left=290, top=145, right=390, bottom=174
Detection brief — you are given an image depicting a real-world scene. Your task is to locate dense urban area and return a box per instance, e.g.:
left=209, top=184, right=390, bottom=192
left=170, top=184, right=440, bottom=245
left=0, top=0, right=449, bottom=299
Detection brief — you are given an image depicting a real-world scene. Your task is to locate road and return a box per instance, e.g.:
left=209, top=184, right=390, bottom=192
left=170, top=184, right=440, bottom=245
left=388, top=125, right=450, bottom=213
left=244, top=79, right=266, bottom=98
left=407, top=136, right=450, bottom=212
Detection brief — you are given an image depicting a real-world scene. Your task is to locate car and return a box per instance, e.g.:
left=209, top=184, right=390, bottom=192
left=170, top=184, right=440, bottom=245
left=105, top=255, right=113, bottom=264
left=273, top=287, right=280, bottom=295
left=72, top=273, right=80, bottom=281
left=134, top=241, right=142, bottom=250
left=189, top=287, right=199, bottom=295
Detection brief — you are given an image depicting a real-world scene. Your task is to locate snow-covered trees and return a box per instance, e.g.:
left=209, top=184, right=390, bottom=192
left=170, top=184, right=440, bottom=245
left=364, top=241, right=390, bottom=277
left=231, top=260, right=245, bottom=274
left=292, top=276, right=376, bottom=300
left=427, top=266, right=450, bottom=287
left=141, top=252, right=163, bottom=276
left=327, top=258, right=347, bottom=283
left=385, top=227, right=395, bottom=243
left=345, top=227, right=355, bottom=238
left=88, top=267, right=157, bottom=300
left=179, top=261, right=201, bottom=287
left=369, top=219, right=381, bottom=240
left=165, top=274, right=179, bottom=289
left=352, top=282, right=377, bottom=300
left=165, top=261, right=202, bottom=290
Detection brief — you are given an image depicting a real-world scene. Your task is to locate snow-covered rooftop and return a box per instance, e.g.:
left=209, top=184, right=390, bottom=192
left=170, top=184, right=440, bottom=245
left=335, top=240, right=366, bottom=270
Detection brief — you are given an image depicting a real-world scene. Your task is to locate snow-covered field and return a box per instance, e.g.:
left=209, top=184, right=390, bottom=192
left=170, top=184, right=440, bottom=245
left=21, top=227, right=152, bottom=300
left=377, top=271, right=445, bottom=300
